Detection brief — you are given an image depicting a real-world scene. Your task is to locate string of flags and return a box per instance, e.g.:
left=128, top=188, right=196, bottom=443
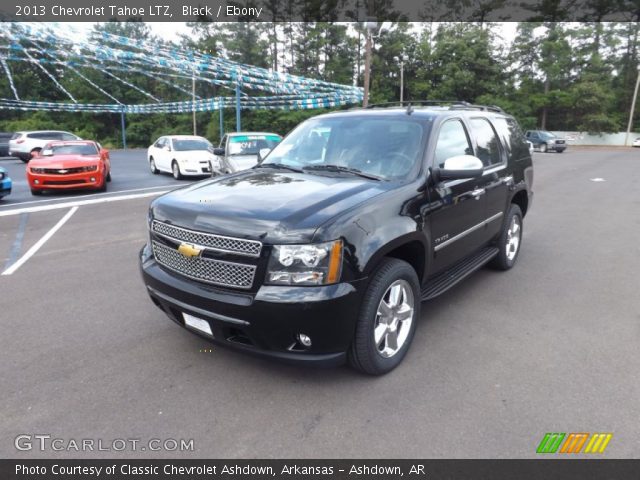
left=0, top=23, right=364, bottom=114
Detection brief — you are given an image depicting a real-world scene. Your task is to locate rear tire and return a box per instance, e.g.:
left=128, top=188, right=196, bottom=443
left=490, top=204, right=523, bottom=271
left=349, top=258, right=420, bottom=375
left=172, top=161, right=182, bottom=180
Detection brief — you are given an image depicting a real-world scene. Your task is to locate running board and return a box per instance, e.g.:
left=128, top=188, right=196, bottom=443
left=421, top=247, right=499, bottom=301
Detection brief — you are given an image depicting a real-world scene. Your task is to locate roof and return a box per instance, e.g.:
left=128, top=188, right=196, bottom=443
left=227, top=132, right=281, bottom=137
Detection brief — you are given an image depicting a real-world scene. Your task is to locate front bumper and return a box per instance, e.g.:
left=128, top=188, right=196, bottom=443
left=139, top=244, right=366, bottom=366
left=28, top=170, right=104, bottom=190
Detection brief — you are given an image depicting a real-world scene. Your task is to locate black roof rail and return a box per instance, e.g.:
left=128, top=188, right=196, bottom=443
left=359, top=100, right=505, bottom=113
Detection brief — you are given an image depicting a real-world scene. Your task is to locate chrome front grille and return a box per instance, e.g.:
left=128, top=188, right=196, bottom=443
left=152, top=241, right=256, bottom=289
left=152, top=220, right=262, bottom=257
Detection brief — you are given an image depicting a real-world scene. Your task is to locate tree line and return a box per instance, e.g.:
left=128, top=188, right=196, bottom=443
left=0, top=20, right=639, bottom=147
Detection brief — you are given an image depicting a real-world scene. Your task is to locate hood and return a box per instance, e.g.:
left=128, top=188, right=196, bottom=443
left=152, top=169, right=389, bottom=243
left=226, top=154, right=258, bottom=172
left=173, top=150, right=214, bottom=162
left=29, top=155, right=100, bottom=168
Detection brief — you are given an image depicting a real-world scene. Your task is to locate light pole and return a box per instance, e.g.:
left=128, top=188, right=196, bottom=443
left=362, top=20, right=377, bottom=108
left=394, top=54, right=408, bottom=102
left=192, top=68, right=197, bottom=135
left=624, top=66, right=640, bottom=146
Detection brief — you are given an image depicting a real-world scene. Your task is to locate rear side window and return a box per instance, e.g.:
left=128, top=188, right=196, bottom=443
left=61, top=133, right=78, bottom=140
left=469, top=118, right=503, bottom=167
left=11, top=133, right=22, bottom=140
left=434, top=120, right=473, bottom=169
left=493, top=118, right=530, bottom=162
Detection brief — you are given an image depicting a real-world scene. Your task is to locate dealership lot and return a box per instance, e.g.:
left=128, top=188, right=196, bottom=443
left=1, top=148, right=639, bottom=458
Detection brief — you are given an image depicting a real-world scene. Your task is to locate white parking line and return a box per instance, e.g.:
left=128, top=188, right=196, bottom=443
left=2, top=207, right=78, bottom=275
left=0, top=190, right=169, bottom=217
left=0, top=184, right=172, bottom=209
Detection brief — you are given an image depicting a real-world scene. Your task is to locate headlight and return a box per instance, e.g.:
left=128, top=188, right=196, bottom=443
left=30, top=167, right=44, bottom=174
left=266, top=240, right=343, bottom=286
left=78, top=166, right=98, bottom=172
left=0, top=171, right=4, bottom=180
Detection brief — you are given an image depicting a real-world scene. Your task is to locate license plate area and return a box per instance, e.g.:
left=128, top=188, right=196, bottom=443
left=183, top=312, right=213, bottom=337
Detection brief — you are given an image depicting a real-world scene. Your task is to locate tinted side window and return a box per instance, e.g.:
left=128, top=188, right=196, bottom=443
left=470, top=118, right=503, bottom=167
left=493, top=118, right=530, bottom=162
left=61, top=133, right=77, bottom=140
left=434, top=120, right=473, bottom=169
left=155, top=138, right=165, bottom=148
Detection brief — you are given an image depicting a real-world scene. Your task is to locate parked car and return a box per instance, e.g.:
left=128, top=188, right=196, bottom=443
left=148, top=135, right=219, bottom=179
left=632, top=137, right=640, bottom=147
left=0, top=132, right=13, bottom=157
left=27, top=141, right=111, bottom=195
left=9, top=130, right=82, bottom=162
left=0, top=167, right=11, bottom=199
left=214, top=132, right=282, bottom=173
left=525, top=130, right=567, bottom=153
left=140, top=103, right=533, bottom=375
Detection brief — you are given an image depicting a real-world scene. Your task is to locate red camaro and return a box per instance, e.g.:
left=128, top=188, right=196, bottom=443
left=27, top=141, right=111, bottom=195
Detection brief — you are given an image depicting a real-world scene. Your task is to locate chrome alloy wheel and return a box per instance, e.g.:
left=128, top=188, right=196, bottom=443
left=506, top=215, right=521, bottom=261
left=374, top=279, right=415, bottom=358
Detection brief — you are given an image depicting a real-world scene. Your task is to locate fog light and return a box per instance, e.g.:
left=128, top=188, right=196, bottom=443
left=297, top=333, right=312, bottom=347
left=90, top=177, right=96, bottom=182
left=34, top=179, right=39, bottom=184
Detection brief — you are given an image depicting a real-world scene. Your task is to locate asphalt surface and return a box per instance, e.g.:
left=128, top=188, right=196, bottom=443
left=1, top=148, right=639, bottom=459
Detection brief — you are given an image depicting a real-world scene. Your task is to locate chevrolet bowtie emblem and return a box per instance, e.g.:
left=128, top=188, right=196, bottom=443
left=177, top=242, right=203, bottom=258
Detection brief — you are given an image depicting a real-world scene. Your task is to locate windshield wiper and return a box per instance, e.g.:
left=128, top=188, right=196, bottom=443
left=254, top=163, right=304, bottom=173
left=303, top=164, right=382, bottom=181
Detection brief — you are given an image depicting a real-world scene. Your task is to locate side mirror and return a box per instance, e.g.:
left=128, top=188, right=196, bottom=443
left=436, top=155, right=484, bottom=181
left=39, top=149, right=51, bottom=157
left=100, top=149, right=109, bottom=157
left=213, top=147, right=225, bottom=156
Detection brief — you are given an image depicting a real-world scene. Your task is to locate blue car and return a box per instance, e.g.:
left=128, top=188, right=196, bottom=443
left=0, top=166, right=11, bottom=199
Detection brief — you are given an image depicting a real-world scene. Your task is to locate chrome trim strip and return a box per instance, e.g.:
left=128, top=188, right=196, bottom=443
left=146, top=286, right=250, bottom=326
left=152, top=220, right=262, bottom=257
left=434, top=212, right=504, bottom=252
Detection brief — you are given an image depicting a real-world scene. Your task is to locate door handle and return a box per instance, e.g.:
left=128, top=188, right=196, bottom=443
left=470, top=188, right=485, bottom=199
left=502, top=176, right=514, bottom=185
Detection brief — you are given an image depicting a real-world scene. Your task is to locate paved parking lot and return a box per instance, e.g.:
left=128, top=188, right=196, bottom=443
left=1, top=148, right=639, bottom=458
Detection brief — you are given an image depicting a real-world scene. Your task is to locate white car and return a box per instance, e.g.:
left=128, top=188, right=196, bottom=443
left=214, top=132, right=282, bottom=173
left=527, top=140, right=534, bottom=155
left=9, top=130, right=82, bottom=162
left=632, top=137, right=640, bottom=148
left=147, top=135, right=221, bottom=179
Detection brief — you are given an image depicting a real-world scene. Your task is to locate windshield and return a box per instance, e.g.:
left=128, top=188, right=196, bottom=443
left=48, top=144, right=98, bottom=156
left=228, top=135, right=281, bottom=156
left=539, top=131, right=556, bottom=140
left=173, top=139, right=211, bottom=151
left=262, top=117, right=426, bottom=180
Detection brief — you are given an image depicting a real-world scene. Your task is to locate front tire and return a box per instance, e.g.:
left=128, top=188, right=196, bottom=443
left=172, top=161, right=182, bottom=180
left=149, top=157, right=159, bottom=174
left=490, top=204, right=523, bottom=270
left=349, top=258, right=420, bottom=375
left=539, top=143, right=547, bottom=153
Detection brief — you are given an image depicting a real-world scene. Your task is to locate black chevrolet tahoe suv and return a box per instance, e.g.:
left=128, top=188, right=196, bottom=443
left=140, top=102, right=534, bottom=375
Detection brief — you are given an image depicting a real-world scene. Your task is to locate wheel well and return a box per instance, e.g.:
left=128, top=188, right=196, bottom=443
left=511, top=190, right=528, bottom=217
left=384, top=241, right=425, bottom=283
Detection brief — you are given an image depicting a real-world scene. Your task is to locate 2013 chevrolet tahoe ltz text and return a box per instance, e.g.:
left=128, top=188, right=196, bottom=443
left=140, top=102, right=534, bottom=375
